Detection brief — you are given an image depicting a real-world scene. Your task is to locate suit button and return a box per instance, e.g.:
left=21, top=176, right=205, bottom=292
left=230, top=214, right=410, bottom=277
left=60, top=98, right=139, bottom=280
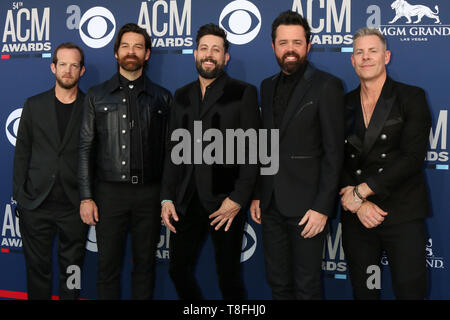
left=122, top=145, right=126, bottom=149
left=122, top=130, right=126, bottom=134
left=356, top=169, right=362, bottom=175
left=350, top=154, right=355, bottom=159
left=381, top=153, right=386, bottom=159
left=196, top=139, right=201, bottom=143
left=121, top=175, right=126, bottom=179
left=158, top=110, right=162, bottom=114
left=344, top=139, right=348, bottom=144
left=104, top=107, right=108, bottom=111
left=380, top=134, right=387, bottom=140
left=122, top=114, right=127, bottom=119
left=122, top=161, right=126, bottom=165
left=378, top=168, right=384, bottom=173
left=122, top=98, right=126, bottom=103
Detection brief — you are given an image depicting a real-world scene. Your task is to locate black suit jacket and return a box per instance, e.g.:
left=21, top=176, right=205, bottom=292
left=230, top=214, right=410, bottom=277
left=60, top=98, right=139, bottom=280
left=341, top=77, right=431, bottom=226
left=257, top=63, right=345, bottom=218
left=160, top=74, right=260, bottom=215
left=13, top=88, right=85, bottom=210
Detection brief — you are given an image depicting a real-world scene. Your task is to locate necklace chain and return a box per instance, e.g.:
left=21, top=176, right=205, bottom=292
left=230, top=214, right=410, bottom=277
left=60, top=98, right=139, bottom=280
left=361, top=97, right=375, bottom=128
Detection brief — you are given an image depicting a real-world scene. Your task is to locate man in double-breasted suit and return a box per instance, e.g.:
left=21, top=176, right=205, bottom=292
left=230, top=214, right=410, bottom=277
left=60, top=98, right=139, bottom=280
left=161, top=24, right=260, bottom=299
left=13, top=43, right=88, bottom=299
left=250, top=11, right=345, bottom=299
left=340, top=27, right=431, bottom=299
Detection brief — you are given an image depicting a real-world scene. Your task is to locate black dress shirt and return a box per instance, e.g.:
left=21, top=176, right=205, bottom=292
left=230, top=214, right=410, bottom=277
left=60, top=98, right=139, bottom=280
left=273, top=63, right=307, bottom=128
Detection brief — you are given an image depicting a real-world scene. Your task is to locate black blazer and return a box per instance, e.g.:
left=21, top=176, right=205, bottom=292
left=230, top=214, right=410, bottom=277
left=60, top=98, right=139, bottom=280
left=341, top=77, right=431, bottom=226
left=160, top=73, right=260, bottom=215
left=257, top=63, right=345, bottom=218
left=13, top=88, right=85, bottom=210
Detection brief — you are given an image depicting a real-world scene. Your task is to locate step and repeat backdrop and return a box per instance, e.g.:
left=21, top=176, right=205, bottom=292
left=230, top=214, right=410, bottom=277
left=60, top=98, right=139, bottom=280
left=0, top=0, right=448, bottom=300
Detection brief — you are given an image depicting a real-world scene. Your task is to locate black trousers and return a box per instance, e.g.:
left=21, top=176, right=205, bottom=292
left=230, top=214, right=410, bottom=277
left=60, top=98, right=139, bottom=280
left=261, top=196, right=326, bottom=300
left=168, top=191, right=246, bottom=300
left=342, top=216, right=427, bottom=300
left=95, top=181, right=161, bottom=300
left=18, top=206, right=88, bottom=300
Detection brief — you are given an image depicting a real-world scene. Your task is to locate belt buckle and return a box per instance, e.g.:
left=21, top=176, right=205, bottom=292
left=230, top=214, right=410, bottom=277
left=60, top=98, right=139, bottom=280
left=131, top=176, right=139, bottom=184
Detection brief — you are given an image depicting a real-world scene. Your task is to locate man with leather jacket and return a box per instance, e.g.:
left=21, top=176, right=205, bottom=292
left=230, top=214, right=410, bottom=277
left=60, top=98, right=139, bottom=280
left=78, top=23, right=172, bottom=299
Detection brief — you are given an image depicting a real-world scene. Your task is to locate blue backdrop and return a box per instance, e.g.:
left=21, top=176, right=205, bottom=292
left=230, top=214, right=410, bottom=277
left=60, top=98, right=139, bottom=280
left=0, top=0, right=448, bottom=300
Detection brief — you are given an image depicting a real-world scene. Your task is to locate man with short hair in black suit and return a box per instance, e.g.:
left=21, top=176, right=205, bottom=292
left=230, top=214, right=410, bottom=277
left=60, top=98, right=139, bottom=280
left=340, top=27, right=431, bottom=300
left=250, top=10, right=345, bottom=300
left=160, top=23, right=260, bottom=300
left=13, top=42, right=88, bottom=300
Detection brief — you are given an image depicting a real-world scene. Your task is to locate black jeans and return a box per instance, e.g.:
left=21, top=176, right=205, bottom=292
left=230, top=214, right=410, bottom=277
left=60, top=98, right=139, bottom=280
left=168, top=191, right=246, bottom=300
left=95, top=181, right=161, bottom=300
left=261, top=196, right=327, bottom=300
left=342, top=217, right=427, bottom=300
left=18, top=206, right=88, bottom=300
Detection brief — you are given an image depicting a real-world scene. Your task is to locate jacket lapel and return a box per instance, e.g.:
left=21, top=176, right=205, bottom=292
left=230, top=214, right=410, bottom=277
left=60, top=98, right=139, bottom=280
left=43, top=88, right=61, bottom=149
left=361, top=77, right=395, bottom=158
left=263, top=74, right=278, bottom=130
left=279, top=64, right=315, bottom=139
left=345, top=89, right=364, bottom=153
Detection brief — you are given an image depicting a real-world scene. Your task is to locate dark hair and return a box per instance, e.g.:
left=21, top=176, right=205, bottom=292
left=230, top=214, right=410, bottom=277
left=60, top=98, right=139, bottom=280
left=114, top=23, right=152, bottom=54
left=271, top=10, right=311, bottom=44
left=196, top=23, right=229, bottom=52
left=52, top=42, right=84, bottom=67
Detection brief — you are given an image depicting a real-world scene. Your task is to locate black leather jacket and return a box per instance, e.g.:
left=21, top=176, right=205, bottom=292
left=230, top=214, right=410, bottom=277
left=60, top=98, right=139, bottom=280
left=78, top=73, right=172, bottom=199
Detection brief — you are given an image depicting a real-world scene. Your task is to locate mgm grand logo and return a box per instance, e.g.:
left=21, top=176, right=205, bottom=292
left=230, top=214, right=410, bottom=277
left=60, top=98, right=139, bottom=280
left=368, top=0, right=449, bottom=41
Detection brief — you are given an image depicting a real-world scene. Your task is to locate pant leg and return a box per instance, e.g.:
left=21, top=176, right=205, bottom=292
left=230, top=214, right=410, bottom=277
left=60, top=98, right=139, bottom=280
left=129, top=183, right=161, bottom=300
left=168, top=192, right=209, bottom=300
left=342, top=215, right=383, bottom=300
left=55, top=207, right=89, bottom=300
left=209, top=206, right=246, bottom=300
left=288, top=218, right=327, bottom=300
left=261, top=202, right=295, bottom=300
left=381, top=219, right=427, bottom=300
left=95, top=182, right=130, bottom=300
left=18, top=207, right=55, bottom=300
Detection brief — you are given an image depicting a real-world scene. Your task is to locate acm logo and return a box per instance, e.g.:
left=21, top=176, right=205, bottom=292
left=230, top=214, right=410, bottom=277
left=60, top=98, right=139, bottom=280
left=322, top=223, right=347, bottom=275
left=427, top=110, right=448, bottom=163
left=1, top=201, right=22, bottom=250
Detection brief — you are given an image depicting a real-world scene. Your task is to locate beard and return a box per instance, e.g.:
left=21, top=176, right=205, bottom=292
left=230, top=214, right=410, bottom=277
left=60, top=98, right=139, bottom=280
left=276, top=51, right=307, bottom=75
left=117, top=54, right=145, bottom=72
left=55, top=74, right=78, bottom=89
left=195, top=57, right=225, bottom=79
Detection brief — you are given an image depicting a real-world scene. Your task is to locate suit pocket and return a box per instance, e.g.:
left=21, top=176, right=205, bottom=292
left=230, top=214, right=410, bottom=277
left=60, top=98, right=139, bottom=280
left=290, top=155, right=315, bottom=159
left=292, top=101, right=314, bottom=119
left=384, top=117, right=403, bottom=127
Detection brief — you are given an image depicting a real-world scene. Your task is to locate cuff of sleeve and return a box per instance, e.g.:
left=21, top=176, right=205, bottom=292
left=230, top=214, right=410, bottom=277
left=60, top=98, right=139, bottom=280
left=366, top=177, right=389, bottom=200
left=161, top=199, right=173, bottom=206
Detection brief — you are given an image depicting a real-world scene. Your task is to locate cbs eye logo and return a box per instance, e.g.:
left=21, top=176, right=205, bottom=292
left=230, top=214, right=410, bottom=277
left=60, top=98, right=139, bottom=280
left=219, top=0, right=262, bottom=45
left=241, top=223, right=257, bottom=262
left=5, top=108, right=22, bottom=147
left=79, top=7, right=116, bottom=49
